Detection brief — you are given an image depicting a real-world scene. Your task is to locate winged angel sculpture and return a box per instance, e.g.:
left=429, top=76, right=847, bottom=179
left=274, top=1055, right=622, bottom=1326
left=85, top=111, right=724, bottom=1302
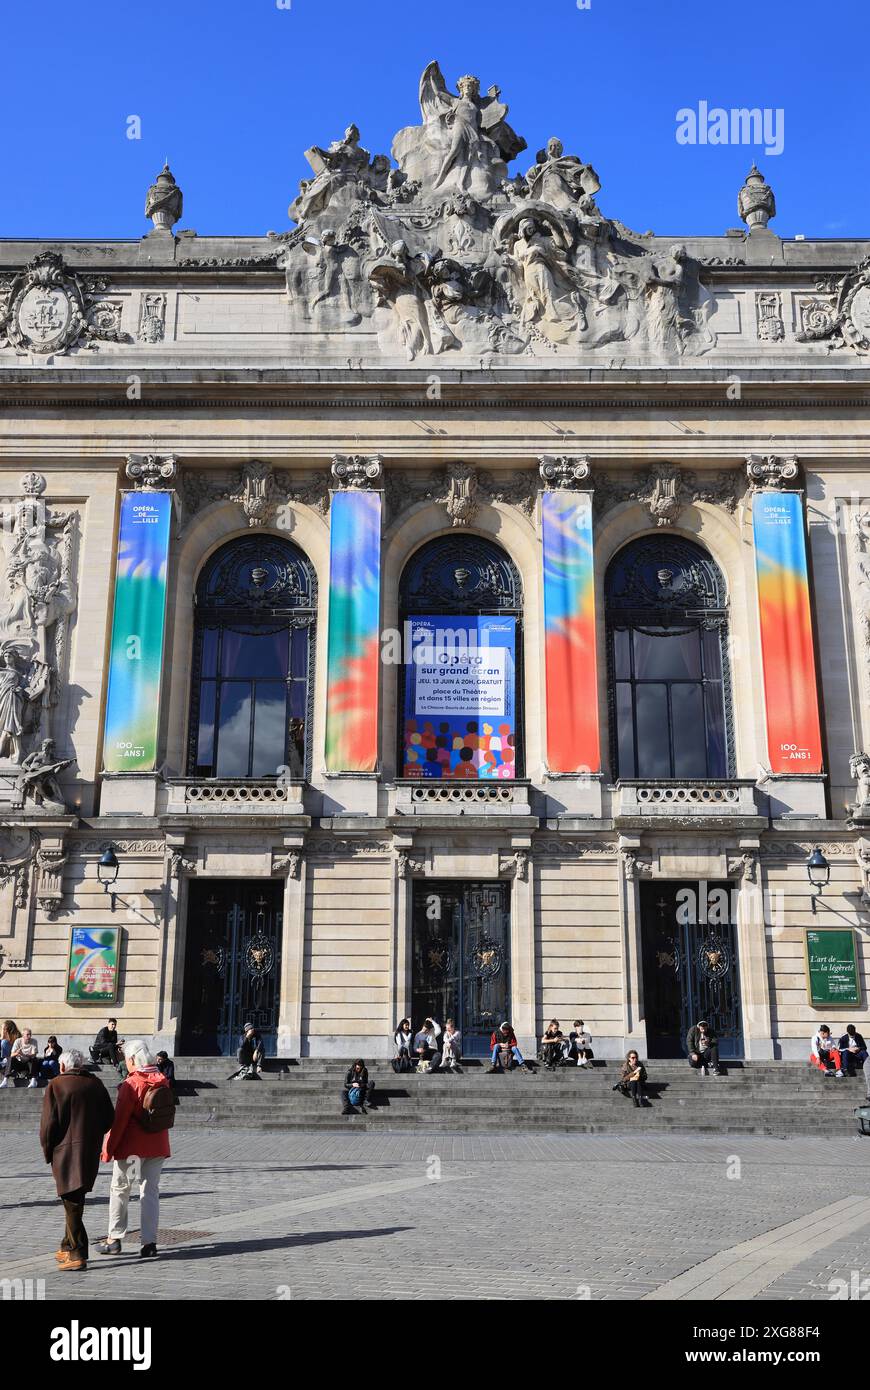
left=392, top=61, right=526, bottom=198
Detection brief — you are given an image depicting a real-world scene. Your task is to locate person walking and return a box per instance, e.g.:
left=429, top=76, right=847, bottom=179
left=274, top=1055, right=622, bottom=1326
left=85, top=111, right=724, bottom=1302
left=97, top=1040, right=174, bottom=1260
left=39, top=1048, right=115, bottom=1272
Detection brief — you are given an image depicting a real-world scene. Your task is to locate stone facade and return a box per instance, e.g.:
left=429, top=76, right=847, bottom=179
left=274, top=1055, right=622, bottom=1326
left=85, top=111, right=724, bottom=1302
left=0, top=63, right=869, bottom=1062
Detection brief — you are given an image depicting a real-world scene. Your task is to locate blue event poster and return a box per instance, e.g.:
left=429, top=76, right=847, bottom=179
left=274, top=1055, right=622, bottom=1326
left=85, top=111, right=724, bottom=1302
left=402, top=615, right=516, bottom=780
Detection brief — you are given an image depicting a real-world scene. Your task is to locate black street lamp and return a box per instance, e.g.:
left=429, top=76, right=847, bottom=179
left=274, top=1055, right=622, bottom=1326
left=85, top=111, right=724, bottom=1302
left=806, top=846, right=830, bottom=914
left=97, top=846, right=120, bottom=912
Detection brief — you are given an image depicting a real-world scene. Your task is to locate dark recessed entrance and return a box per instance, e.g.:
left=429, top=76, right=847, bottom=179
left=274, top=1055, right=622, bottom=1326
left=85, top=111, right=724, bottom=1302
left=180, top=880, right=283, bottom=1056
left=411, top=881, right=511, bottom=1056
left=640, top=880, right=743, bottom=1059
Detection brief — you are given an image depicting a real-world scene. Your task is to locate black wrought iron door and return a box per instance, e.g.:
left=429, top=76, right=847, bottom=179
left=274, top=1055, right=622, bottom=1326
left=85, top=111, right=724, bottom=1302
left=411, top=881, right=511, bottom=1055
left=640, top=881, right=743, bottom=1059
left=180, top=880, right=283, bottom=1055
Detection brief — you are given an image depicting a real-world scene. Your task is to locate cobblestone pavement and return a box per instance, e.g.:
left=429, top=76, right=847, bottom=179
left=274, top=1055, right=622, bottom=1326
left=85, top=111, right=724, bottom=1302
left=3, top=1129, right=870, bottom=1301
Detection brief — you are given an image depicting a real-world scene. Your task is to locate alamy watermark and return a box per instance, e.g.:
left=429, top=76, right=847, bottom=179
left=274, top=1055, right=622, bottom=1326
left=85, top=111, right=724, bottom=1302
left=676, top=102, right=784, bottom=157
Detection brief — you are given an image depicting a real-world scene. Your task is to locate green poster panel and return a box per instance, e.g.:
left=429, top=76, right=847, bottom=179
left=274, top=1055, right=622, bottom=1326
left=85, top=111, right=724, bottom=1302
left=805, top=928, right=861, bottom=1008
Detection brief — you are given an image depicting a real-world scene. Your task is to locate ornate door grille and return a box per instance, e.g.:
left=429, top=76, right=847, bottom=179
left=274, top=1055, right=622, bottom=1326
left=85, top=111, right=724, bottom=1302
left=640, top=880, right=743, bottom=1059
left=181, top=880, right=283, bottom=1055
left=411, top=881, right=511, bottom=1055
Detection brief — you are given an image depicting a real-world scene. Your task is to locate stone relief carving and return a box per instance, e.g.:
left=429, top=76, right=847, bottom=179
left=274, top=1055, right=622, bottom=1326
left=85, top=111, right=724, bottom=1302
left=794, top=255, right=870, bottom=353
left=0, top=252, right=130, bottom=355
left=857, top=838, right=870, bottom=906
left=36, top=846, right=68, bottom=919
left=849, top=752, right=870, bottom=819
left=169, top=848, right=197, bottom=879
left=392, top=63, right=526, bottom=199
left=755, top=292, right=784, bottom=342
left=272, top=849, right=302, bottom=878
left=499, top=850, right=529, bottom=880
left=14, top=739, right=74, bottom=813
left=179, top=462, right=330, bottom=528
left=0, top=476, right=77, bottom=768
left=850, top=508, right=870, bottom=693
left=727, top=851, right=758, bottom=883
left=594, top=465, right=741, bottom=521
left=385, top=465, right=536, bottom=526
left=126, top=454, right=177, bottom=490
left=278, top=62, right=719, bottom=363
left=137, top=292, right=166, bottom=343
left=745, top=454, right=801, bottom=490
left=620, top=848, right=653, bottom=880
left=396, top=851, right=425, bottom=879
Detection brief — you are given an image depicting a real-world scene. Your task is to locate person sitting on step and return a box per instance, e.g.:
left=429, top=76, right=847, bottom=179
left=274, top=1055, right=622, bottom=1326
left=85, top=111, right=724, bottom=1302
left=687, top=1020, right=720, bottom=1076
left=837, top=1025, right=868, bottom=1077
left=231, top=1022, right=264, bottom=1080
left=89, top=1018, right=121, bottom=1066
left=568, top=1020, right=593, bottom=1067
left=614, top=1050, right=649, bottom=1107
left=341, top=1059, right=375, bottom=1114
left=41, top=1036, right=63, bottom=1083
left=488, top=1021, right=532, bottom=1073
left=540, top=1020, right=565, bottom=1070
left=413, top=1018, right=442, bottom=1072
left=442, top=1019, right=462, bottom=1073
left=10, top=1027, right=41, bottom=1087
left=810, top=1024, right=844, bottom=1077
left=392, top=1018, right=415, bottom=1073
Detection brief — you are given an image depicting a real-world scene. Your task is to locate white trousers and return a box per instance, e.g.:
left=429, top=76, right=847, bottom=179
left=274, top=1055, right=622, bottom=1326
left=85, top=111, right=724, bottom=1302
left=108, top=1157, right=165, bottom=1245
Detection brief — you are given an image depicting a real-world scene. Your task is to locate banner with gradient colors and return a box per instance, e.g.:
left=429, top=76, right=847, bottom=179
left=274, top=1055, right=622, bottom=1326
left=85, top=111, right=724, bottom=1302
left=542, top=489, right=600, bottom=773
left=325, top=489, right=382, bottom=772
left=103, top=491, right=172, bottom=772
left=752, top=490, right=823, bottom=774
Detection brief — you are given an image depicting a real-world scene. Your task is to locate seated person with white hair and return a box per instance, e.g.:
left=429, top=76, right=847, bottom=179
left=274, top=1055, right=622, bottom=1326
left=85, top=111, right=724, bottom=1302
left=97, top=1039, right=174, bottom=1260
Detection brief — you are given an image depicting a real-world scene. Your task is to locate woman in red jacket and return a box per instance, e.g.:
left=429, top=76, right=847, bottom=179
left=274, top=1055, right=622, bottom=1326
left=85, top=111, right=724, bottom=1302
left=97, top=1039, right=172, bottom=1260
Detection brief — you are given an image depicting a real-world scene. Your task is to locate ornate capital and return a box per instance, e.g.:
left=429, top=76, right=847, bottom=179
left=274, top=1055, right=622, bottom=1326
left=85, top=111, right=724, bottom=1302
left=539, top=455, right=591, bottom=489
left=125, top=454, right=178, bottom=491
left=331, top=454, right=384, bottom=489
left=727, top=851, right=758, bottom=883
left=745, top=454, right=801, bottom=491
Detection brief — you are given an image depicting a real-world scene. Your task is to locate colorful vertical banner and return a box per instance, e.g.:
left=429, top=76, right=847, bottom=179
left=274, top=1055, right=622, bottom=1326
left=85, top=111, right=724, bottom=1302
left=325, top=489, right=382, bottom=771
left=752, top=490, right=823, bottom=774
left=542, top=489, right=600, bottom=773
left=402, top=615, right=517, bottom=779
left=102, top=491, right=172, bottom=773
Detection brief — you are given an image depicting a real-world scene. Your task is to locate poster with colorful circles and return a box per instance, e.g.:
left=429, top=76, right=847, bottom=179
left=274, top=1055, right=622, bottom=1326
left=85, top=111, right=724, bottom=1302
left=402, top=615, right=517, bottom=780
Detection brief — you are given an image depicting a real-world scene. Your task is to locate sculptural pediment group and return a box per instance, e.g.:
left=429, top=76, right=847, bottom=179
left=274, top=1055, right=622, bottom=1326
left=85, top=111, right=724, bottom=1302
left=280, top=61, right=718, bottom=361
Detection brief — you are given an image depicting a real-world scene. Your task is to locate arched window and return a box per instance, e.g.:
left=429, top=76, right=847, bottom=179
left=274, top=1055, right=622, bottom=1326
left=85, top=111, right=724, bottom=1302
left=187, top=535, right=316, bottom=779
left=605, top=536, right=733, bottom=780
left=398, top=534, right=523, bottom=780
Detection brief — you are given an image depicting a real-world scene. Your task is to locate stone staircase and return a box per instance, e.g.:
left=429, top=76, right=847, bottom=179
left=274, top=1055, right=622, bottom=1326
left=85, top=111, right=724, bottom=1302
left=2, top=1057, right=868, bottom=1136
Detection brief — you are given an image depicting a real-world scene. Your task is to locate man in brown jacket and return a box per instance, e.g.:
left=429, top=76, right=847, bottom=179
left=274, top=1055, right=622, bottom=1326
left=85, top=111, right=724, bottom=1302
left=40, top=1047, right=115, bottom=1271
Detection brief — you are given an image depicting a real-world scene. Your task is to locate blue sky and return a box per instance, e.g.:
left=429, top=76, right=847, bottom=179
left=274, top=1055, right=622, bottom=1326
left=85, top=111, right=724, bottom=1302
left=1, top=0, right=866, bottom=241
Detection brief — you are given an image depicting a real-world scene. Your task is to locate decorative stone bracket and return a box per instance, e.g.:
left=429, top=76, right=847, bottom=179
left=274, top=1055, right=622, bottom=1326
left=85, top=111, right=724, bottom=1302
left=499, top=849, right=529, bottom=880
left=396, top=850, right=425, bottom=879
left=36, top=845, right=69, bottom=918
left=272, top=849, right=303, bottom=878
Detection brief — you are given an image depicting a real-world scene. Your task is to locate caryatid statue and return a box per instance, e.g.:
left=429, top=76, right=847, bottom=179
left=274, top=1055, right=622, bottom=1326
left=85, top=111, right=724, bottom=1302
left=392, top=61, right=527, bottom=199
left=525, top=138, right=601, bottom=214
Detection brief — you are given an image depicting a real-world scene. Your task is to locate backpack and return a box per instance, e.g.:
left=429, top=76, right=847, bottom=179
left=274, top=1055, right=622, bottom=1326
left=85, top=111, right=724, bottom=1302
left=140, top=1080, right=175, bottom=1132
left=347, top=1086, right=361, bottom=1107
